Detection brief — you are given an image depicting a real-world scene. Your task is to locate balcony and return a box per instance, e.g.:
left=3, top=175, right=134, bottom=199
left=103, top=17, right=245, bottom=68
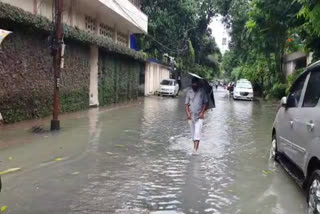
left=98, top=0, right=148, bottom=34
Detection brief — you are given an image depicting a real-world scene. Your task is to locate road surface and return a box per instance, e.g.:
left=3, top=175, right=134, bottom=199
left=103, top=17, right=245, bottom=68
left=0, top=89, right=307, bottom=213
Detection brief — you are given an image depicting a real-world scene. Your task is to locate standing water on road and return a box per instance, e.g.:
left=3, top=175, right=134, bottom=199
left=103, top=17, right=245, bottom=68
left=0, top=90, right=307, bottom=213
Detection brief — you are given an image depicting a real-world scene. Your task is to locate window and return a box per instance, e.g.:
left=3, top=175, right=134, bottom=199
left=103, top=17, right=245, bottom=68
left=117, top=32, right=128, bottom=46
left=99, top=23, right=114, bottom=39
left=237, top=83, right=252, bottom=89
left=287, top=75, right=307, bottom=108
left=85, top=16, right=96, bottom=33
left=161, top=80, right=174, bottom=86
left=303, top=70, right=320, bottom=107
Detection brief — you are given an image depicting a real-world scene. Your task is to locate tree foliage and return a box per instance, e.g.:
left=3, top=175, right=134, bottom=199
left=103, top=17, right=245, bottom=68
left=219, top=0, right=318, bottom=98
left=140, top=0, right=221, bottom=78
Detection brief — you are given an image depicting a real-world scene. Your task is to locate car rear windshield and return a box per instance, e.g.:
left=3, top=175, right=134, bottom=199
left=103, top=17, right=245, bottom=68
left=161, top=80, right=174, bottom=86
left=237, top=83, right=252, bottom=89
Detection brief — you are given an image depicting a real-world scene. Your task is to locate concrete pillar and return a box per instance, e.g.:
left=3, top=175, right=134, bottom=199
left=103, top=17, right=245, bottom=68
left=89, top=46, right=99, bottom=107
left=307, top=52, right=314, bottom=66
left=33, top=0, right=41, bottom=15
left=114, top=25, right=118, bottom=43
left=291, top=61, right=296, bottom=76
left=128, top=32, right=131, bottom=48
left=95, top=14, right=100, bottom=35
left=144, top=63, right=149, bottom=96
left=69, top=0, right=75, bottom=27
left=0, top=113, right=4, bottom=125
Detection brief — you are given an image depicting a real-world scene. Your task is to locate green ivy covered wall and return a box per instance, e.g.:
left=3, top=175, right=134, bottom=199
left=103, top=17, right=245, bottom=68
left=0, top=31, right=90, bottom=123
left=0, top=2, right=147, bottom=124
left=98, top=52, right=143, bottom=106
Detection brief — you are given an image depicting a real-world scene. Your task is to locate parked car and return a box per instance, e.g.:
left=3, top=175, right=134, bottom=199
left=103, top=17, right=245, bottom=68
left=233, top=81, right=254, bottom=101
left=237, top=79, right=250, bottom=83
left=159, top=79, right=179, bottom=97
left=271, top=61, right=320, bottom=213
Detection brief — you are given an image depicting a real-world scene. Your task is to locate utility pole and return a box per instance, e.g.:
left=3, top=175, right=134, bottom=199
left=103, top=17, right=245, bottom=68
left=51, top=0, right=63, bottom=131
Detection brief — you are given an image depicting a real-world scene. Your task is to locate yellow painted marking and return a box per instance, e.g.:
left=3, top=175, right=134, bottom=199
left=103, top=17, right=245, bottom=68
left=263, top=170, right=272, bottom=175
left=1, top=206, right=8, bottom=213
left=0, top=168, right=21, bottom=175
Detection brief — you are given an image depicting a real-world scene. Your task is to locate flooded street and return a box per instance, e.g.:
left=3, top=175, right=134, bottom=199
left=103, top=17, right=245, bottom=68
left=0, top=89, right=308, bottom=214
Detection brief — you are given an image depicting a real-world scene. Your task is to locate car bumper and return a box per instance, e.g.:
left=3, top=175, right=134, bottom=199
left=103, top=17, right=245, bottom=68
left=234, top=95, right=254, bottom=100
left=159, top=91, right=175, bottom=95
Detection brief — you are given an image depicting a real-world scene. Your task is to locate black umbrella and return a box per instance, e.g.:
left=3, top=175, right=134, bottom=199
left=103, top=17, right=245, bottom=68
left=188, top=72, right=216, bottom=109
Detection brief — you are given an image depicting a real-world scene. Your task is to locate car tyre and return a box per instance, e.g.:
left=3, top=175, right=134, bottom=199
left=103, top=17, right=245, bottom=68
left=308, top=170, right=320, bottom=214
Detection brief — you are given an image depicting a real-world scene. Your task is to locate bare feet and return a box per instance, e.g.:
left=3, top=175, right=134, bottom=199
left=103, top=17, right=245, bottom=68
left=195, top=140, right=200, bottom=151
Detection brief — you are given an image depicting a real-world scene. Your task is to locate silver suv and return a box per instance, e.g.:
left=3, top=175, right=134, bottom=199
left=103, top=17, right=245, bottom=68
left=272, top=61, right=320, bottom=213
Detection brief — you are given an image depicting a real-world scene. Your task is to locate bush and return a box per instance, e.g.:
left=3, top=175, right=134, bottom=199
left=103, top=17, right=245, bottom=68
left=269, top=83, right=288, bottom=99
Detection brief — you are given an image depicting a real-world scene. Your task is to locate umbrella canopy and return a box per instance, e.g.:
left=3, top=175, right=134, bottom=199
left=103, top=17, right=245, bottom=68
left=188, top=72, right=216, bottom=109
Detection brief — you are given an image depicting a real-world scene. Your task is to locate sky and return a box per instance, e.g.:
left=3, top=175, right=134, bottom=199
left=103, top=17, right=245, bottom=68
left=209, top=15, right=230, bottom=55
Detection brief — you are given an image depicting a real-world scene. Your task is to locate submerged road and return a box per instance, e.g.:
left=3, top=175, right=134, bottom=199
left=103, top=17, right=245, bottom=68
left=0, top=89, right=308, bottom=213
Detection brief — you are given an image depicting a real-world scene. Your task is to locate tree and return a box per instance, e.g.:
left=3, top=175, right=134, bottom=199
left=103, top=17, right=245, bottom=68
left=297, top=0, right=320, bottom=60
left=299, top=0, right=320, bottom=36
left=245, top=0, right=302, bottom=81
left=139, top=0, right=221, bottom=78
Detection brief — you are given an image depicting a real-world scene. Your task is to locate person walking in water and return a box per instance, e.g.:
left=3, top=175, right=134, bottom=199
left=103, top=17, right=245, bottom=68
left=185, top=77, right=209, bottom=152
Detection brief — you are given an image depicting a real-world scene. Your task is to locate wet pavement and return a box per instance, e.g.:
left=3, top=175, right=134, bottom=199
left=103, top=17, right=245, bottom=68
left=0, top=89, right=308, bottom=213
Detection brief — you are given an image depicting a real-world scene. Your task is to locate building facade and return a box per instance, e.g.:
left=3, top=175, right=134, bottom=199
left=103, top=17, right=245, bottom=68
left=0, top=0, right=148, bottom=123
left=283, top=51, right=313, bottom=79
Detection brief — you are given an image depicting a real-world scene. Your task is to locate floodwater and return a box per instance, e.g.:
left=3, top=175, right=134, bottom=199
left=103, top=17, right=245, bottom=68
left=0, top=89, right=308, bottom=214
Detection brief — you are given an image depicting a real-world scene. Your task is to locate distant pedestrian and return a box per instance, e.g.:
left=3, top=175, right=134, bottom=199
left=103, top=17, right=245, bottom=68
left=177, top=76, right=182, bottom=90
left=185, top=77, right=209, bottom=152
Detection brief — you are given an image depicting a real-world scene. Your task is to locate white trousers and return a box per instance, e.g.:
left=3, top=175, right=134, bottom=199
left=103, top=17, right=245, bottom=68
left=188, top=119, right=203, bottom=141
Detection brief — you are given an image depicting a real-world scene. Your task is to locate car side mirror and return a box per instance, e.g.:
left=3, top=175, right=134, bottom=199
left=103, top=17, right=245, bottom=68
left=281, top=97, right=287, bottom=107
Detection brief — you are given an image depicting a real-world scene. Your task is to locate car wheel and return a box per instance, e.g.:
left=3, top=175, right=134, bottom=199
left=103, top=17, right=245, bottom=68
left=270, top=135, right=278, bottom=161
left=308, top=170, right=320, bottom=214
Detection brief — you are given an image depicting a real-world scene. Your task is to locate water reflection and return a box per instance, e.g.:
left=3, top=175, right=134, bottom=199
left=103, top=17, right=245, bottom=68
left=1, top=90, right=309, bottom=213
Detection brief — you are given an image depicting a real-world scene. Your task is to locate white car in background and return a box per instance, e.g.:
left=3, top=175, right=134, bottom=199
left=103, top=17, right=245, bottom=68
left=159, top=79, right=179, bottom=97
left=233, top=81, right=254, bottom=101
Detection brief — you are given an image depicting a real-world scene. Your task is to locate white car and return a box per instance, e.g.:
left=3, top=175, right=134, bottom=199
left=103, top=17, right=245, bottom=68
left=271, top=61, right=320, bottom=213
left=238, top=79, right=250, bottom=83
left=159, top=79, right=179, bottom=97
left=233, top=81, right=254, bottom=101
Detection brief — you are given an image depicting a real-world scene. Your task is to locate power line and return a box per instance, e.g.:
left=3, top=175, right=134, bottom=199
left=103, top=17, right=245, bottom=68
left=112, top=0, right=196, bottom=54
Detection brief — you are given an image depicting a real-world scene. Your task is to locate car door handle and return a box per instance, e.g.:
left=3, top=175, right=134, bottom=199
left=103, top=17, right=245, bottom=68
left=307, top=122, right=315, bottom=131
left=289, top=121, right=294, bottom=127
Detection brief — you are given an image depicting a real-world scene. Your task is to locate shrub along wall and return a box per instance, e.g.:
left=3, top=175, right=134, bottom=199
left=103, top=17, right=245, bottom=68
left=0, top=31, right=90, bottom=123
left=99, top=51, right=143, bottom=106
